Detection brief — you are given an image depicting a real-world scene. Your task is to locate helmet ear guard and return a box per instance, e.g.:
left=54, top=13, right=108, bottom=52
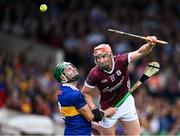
left=59, top=73, right=68, bottom=83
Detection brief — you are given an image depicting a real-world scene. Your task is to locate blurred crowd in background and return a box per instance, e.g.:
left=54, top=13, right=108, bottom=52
left=0, top=0, right=179, bottom=135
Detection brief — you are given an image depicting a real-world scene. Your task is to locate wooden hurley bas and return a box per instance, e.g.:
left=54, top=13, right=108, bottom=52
left=114, top=62, right=160, bottom=108
left=108, top=29, right=168, bottom=45
left=130, top=61, right=160, bottom=92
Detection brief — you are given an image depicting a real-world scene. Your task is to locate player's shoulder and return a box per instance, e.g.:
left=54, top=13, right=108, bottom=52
left=70, top=90, right=84, bottom=104
left=90, top=65, right=99, bottom=73
left=89, top=65, right=101, bottom=75
left=115, top=53, right=128, bottom=61
left=65, top=88, right=82, bottom=101
left=60, top=85, right=80, bottom=94
left=91, top=65, right=98, bottom=71
left=116, top=53, right=128, bottom=58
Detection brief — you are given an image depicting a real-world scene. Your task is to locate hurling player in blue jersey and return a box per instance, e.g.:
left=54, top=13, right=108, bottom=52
left=53, top=61, right=116, bottom=135
left=82, top=36, right=158, bottom=135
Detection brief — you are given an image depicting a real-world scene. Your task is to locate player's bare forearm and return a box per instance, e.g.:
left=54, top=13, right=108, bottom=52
left=129, top=36, right=157, bottom=63
left=82, top=86, right=97, bottom=110
left=78, top=104, right=94, bottom=122
left=83, top=93, right=97, bottom=110
left=138, top=43, right=155, bottom=56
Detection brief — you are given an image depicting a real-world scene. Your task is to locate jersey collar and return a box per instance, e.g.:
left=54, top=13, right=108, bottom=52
left=62, top=83, right=79, bottom=91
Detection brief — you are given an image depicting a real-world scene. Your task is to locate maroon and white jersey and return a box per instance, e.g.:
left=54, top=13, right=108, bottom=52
left=85, top=53, right=131, bottom=110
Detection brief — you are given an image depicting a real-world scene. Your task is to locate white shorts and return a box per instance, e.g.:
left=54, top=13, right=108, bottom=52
left=99, top=94, right=138, bottom=128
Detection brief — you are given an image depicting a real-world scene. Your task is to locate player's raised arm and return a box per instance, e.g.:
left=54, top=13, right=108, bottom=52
left=129, top=36, right=157, bottom=63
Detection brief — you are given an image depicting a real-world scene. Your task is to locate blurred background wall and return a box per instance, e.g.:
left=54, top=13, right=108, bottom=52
left=0, top=32, right=64, bottom=64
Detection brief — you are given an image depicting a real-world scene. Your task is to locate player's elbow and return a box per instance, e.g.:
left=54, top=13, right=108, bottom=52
left=137, top=50, right=146, bottom=57
left=129, top=51, right=143, bottom=63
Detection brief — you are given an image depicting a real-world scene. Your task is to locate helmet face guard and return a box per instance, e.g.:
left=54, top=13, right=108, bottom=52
left=93, top=44, right=113, bottom=69
left=53, top=62, right=79, bottom=83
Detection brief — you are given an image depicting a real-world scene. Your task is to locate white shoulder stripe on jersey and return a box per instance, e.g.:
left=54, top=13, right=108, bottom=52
left=128, top=53, right=131, bottom=64
left=85, top=82, right=96, bottom=89
left=63, top=83, right=79, bottom=91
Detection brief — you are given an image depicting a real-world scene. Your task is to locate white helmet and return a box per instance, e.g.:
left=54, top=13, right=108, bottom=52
left=93, top=44, right=113, bottom=69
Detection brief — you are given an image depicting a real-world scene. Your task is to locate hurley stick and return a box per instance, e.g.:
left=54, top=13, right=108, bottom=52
left=114, top=62, right=160, bottom=108
left=108, top=29, right=168, bottom=45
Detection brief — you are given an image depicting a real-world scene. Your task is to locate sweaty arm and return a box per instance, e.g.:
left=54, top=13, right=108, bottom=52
left=82, top=85, right=103, bottom=121
left=74, top=92, right=95, bottom=122
left=78, top=99, right=116, bottom=121
left=129, top=36, right=157, bottom=63
left=78, top=104, right=94, bottom=122
left=82, top=85, right=97, bottom=110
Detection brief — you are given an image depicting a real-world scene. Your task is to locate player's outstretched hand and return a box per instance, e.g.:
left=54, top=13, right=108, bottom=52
left=103, top=107, right=117, bottom=117
left=146, top=36, right=157, bottom=46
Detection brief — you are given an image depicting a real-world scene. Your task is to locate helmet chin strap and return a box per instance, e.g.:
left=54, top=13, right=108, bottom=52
left=60, top=73, right=68, bottom=83
left=66, top=75, right=79, bottom=83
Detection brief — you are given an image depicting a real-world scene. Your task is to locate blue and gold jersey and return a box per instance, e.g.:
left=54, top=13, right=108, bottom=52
left=57, top=84, right=92, bottom=135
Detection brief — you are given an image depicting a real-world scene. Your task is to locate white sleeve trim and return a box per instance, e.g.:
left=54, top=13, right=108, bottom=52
left=85, top=82, right=96, bottom=89
left=128, top=53, right=131, bottom=64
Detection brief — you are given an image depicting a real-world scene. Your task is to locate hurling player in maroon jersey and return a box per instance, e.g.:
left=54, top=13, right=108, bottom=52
left=82, top=36, right=158, bottom=135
